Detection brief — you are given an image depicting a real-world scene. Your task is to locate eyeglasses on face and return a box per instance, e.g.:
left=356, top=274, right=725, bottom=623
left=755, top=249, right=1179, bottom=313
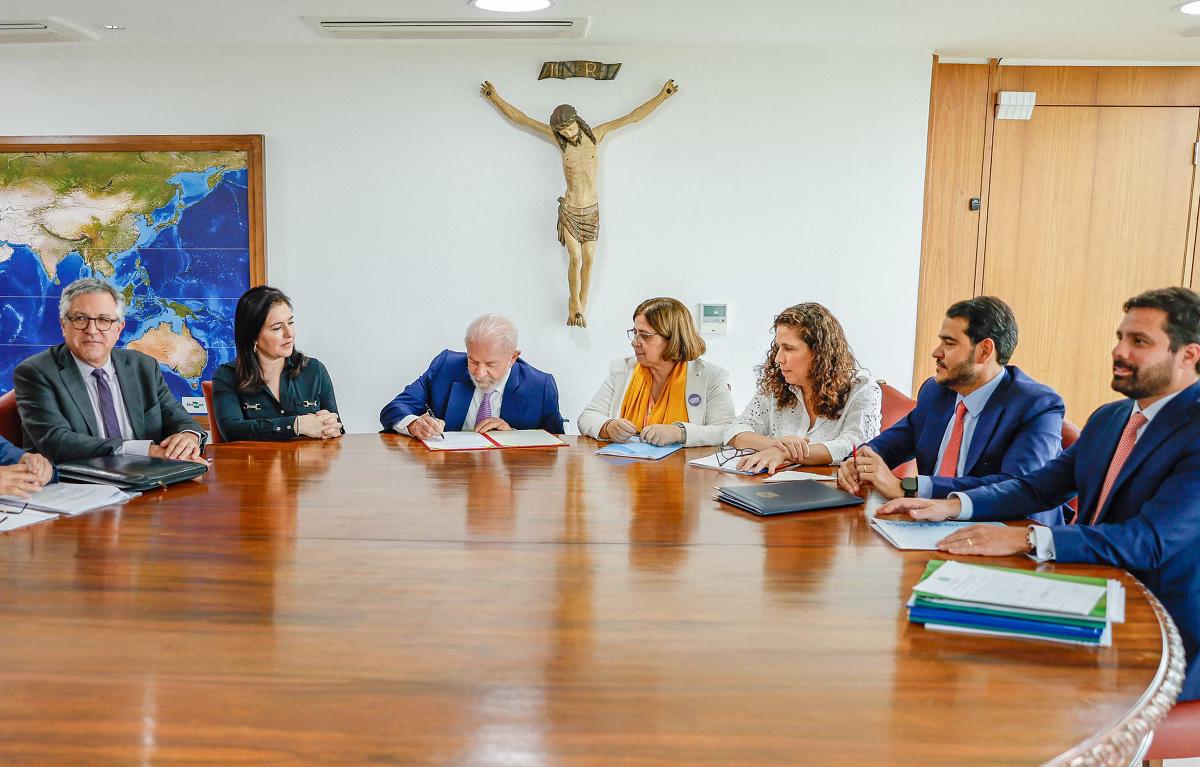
left=65, top=314, right=119, bottom=331
left=716, top=445, right=756, bottom=466
left=627, top=328, right=661, bottom=342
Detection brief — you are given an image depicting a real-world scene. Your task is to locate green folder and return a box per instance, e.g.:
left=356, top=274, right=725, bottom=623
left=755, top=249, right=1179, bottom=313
left=913, top=559, right=1113, bottom=621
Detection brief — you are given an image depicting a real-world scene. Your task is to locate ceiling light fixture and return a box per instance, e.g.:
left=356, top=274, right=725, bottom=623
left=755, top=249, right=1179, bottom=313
left=1180, top=2, right=1200, bottom=14
left=470, top=0, right=552, bottom=12
left=102, top=24, right=126, bottom=30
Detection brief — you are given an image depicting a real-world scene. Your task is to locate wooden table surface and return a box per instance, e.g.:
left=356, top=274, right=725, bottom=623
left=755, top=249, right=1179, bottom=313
left=0, top=434, right=1181, bottom=766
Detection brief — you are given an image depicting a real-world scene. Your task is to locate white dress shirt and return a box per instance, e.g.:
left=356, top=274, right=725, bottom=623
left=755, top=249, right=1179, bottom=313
left=395, top=367, right=512, bottom=435
left=722, top=372, right=882, bottom=462
left=952, top=388, right=1185, bottom=561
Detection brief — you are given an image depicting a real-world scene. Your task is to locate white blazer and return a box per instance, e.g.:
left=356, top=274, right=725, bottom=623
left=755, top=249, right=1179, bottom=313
left=577, top=357, right=735, bottom=447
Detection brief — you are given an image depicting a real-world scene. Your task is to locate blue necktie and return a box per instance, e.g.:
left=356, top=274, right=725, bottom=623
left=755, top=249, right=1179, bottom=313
left=91, top=368, right=123, bottom=440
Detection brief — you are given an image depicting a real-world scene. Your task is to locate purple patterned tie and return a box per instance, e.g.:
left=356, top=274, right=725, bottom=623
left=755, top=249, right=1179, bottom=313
left=91, top=368, right=123, bottom=440
left=475, top=390, right=493, bottom=427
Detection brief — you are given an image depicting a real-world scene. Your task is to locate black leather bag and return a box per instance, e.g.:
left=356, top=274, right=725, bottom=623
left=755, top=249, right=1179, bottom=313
left=56, top=455, right=208, bottom=492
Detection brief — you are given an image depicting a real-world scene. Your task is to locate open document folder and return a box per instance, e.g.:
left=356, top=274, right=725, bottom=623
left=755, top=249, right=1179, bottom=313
left=421, top=429, right=566, bottom=451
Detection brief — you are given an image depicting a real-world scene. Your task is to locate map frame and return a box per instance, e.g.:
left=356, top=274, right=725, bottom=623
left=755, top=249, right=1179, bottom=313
left=0, top=133, right=266, bottom=285
left=0, top=134, right=267, bottom=413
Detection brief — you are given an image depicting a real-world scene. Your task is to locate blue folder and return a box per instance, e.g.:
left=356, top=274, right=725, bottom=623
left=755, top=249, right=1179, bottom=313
left=595, top=441, right=683, bottom=461
left=908, top=605, right=1104, bottom=642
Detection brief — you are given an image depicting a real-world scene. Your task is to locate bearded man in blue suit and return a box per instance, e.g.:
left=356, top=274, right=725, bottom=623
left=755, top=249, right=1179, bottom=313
left=882, top=287, right=1200, bottom=702
left=839, top=296, right=1067, bottom=525
left=381, top=313, right=564, bottom=438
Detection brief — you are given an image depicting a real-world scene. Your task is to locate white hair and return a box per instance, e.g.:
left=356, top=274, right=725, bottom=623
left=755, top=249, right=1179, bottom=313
left=59, top=277, right=126, bottom=321
left=465, top=313, right=518, bottom=352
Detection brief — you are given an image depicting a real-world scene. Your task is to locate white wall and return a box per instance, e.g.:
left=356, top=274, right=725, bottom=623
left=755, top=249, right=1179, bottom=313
left=2, top=42, right=931, bottom=433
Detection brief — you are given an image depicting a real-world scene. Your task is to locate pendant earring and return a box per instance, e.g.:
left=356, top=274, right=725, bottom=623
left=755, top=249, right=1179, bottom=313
left=253, top=342, right=258, bottom=354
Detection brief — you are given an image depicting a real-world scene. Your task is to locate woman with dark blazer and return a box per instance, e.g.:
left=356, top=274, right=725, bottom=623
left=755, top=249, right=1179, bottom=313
left=211, top=286, right=342, bottom=442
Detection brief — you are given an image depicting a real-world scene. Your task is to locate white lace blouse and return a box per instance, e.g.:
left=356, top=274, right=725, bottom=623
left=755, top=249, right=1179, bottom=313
left=722, top=372, right=882, bottom=463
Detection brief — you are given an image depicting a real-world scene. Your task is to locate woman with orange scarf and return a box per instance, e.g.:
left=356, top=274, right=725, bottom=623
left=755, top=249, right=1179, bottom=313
left=577, top=297, right=735, bottom=447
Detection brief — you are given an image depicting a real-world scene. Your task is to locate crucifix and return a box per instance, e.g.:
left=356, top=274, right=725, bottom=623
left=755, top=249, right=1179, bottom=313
left=481, top=79, right=679, bottom=327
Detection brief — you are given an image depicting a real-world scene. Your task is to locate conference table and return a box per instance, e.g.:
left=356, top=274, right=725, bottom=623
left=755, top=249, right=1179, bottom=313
left=0, top=434, right=1183, bottom=765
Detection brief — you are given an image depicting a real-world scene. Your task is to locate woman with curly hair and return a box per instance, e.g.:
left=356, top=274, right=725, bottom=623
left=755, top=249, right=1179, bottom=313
left=724, top=302, right=881, bottom=474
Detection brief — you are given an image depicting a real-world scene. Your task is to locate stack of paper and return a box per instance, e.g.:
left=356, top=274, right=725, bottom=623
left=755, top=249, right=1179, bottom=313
left=907, top=560, right=1125, bottom=647
left=762, top=471, right=837, bottom=483
left=0, top=482, right=136, bottom=535
left=0, top=508, right=57, bottom=531
left=0, top=482, right=136, bottom=517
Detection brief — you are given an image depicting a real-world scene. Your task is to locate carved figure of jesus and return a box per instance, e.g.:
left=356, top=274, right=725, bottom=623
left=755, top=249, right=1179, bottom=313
left=481, top=79, right=679, bottom=327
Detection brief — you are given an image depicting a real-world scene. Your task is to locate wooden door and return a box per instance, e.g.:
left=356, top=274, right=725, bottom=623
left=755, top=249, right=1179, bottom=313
left=981, top=106, right=1200, bottom=425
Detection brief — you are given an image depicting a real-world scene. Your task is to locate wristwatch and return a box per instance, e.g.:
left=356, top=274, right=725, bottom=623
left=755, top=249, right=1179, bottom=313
left=1026, top=526, right=1038, bottom=554
left=674, top=421, right=688, bottom=445
left=900, top=476, right=919, bottom=498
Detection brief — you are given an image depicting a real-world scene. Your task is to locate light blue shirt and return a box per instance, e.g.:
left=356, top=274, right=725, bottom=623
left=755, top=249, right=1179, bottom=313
left=916, top=368, right=1008, bottom=498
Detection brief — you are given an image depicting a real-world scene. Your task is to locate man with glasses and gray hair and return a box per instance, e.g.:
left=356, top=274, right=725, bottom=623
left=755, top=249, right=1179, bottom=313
left=13, top=277, right=206, bottom=464
left=380, top=313, right=565, bottom=438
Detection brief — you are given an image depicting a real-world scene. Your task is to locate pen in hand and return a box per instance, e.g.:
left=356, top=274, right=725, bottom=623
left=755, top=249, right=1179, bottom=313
left=850, top=443, right=861, bottom=494
left=424, top=406, right=445, bottom=440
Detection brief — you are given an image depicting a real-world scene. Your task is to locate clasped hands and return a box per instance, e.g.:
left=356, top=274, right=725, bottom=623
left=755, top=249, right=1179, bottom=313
left=601, top=418, right=682, bottom=446
left=0, top=453, right=54, bottom=499
left=148, top=432, right=206, bottom=464
left=836, top=445, right=902, bottom=499
left=735, top=436, right=811, bottom=474
left=297, top=410, right=343, bottom=440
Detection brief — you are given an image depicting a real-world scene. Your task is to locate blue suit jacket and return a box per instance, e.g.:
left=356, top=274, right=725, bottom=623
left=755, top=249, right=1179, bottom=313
left=867, top=366, right=1066, bottom=524
left=0, top=436, right=24, bottom=466
left=967, top=380, right=1200, bottom=701
left=380, top=350, right=565, bottom=434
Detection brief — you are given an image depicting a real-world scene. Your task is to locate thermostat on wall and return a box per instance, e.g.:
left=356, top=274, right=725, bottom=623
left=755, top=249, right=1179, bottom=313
left=698, top=303, right=728, bottom=335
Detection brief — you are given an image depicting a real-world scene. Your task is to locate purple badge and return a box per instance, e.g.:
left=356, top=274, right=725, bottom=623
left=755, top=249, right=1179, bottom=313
left=687, top=393, right=702, bottom=407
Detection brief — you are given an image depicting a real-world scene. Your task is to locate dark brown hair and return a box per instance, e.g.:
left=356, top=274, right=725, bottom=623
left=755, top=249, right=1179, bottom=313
left=234, top=286, right=309, bottom=392
left=1124, top=287, right=1200, bottom=373
left=549, top=104, right=597, bottom=151
left=756, top=303, right=858, bottom=417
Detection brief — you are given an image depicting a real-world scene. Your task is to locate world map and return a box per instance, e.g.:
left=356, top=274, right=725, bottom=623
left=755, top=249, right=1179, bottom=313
left=0, top=150, right=253, bottom=406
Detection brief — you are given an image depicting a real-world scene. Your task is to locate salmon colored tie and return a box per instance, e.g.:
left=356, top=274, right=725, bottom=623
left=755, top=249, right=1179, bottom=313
left=1088, top=411, right=1148, bottom=525
left=936, top=401, right=968, bottom=477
